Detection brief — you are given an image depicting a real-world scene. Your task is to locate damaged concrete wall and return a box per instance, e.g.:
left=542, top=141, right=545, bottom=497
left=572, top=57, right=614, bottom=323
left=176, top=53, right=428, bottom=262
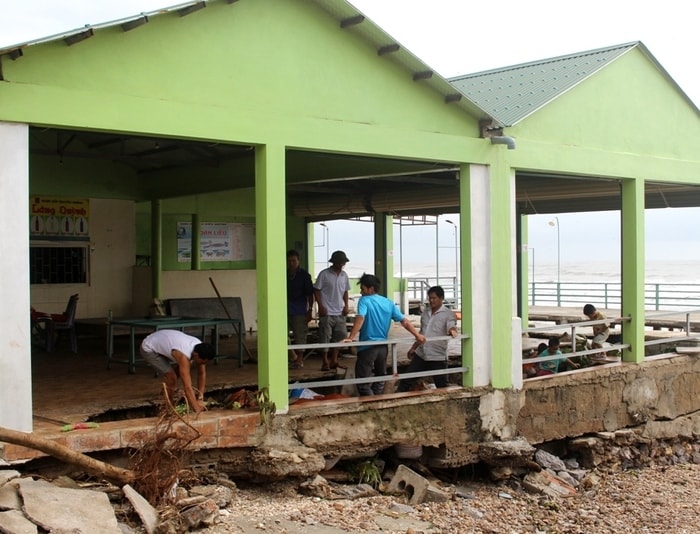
left=518, top=355, right=700, bottom=444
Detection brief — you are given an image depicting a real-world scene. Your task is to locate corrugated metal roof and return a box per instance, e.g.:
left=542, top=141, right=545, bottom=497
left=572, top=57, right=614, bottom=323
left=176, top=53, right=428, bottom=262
left=0, top=0, right=492, bottom=124
left=449, top=42, right=638, bottom=126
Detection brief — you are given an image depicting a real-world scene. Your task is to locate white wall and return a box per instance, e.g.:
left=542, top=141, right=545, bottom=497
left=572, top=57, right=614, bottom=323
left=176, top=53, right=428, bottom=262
left=30, top=198, right=136, bottom=318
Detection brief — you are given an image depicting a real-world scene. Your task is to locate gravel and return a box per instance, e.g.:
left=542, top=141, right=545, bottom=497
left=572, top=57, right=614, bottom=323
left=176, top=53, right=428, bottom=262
left=198, top=463, right=700, bottom=533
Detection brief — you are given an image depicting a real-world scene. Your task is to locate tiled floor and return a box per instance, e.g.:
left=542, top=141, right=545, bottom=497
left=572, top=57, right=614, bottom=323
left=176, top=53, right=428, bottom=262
left=30, top=332, right=338, bottom=429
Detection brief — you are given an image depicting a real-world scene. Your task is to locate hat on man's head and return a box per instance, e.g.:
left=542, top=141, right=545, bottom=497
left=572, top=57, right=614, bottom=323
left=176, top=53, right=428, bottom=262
left=329, top=250, right=349, bottom=263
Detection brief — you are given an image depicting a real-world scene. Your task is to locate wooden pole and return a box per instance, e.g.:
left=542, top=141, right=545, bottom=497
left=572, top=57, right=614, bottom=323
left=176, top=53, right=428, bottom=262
left=208, top=277, right=255, bottom=362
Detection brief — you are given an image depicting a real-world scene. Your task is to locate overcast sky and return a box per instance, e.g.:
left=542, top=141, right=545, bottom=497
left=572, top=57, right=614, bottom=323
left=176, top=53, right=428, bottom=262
left=1, top=0, right=698, bottom=269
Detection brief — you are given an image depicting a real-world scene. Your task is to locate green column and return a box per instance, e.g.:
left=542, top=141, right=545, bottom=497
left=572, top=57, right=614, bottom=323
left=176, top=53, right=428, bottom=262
left=191, top=213, right=201, bottom=271
left=490, top=157, right=515, bottom=389
left=150, top=199, right=162, bottom=299
left=621, top=178, right=645, bottom=363
left=373, top=213, right=393, bottom=296
left=459, top=164, right=474, bottom=387
left=255, top=144, right=288, bottom=410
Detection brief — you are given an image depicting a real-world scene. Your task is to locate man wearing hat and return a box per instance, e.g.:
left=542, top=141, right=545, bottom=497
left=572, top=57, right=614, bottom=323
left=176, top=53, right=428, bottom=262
left=314, top=250, right=351, bottom=371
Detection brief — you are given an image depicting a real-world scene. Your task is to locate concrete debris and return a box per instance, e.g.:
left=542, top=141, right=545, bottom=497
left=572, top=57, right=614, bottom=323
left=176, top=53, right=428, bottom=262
left=248, top=446, right=326, bottom=479
left=522, top=470, right=577, bottom=498
left=535, top=449, right=567, bottom=472
left=18, top=477, right=121, bottom=533
left=188, top=484, right=233, bottom=508
left=479, top=438, right=536, bottom=466
left=0, top=480, right=21, bottom=511
left=123, top=484, right=160, bottom=534
left=179, top=498, right=218, bottom=530
left=0, top=509, right=38, bottom=534
left=387, top=464, right=449, bottom=505
left=299, top=474, right=378, bottom=500
left=0, top=470, right=20, bottom=487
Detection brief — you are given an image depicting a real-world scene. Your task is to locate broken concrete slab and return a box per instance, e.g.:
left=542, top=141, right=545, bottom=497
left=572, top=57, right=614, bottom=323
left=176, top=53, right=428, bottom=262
left=123, top=484, right=160, bottom=534
left=0, top=470, right=20, bottom=487
left=0, top=480, right=21, bottom=510
left=522, top=470, right=577, bottom=498
left=179, top=498, right=218, bottom=530
left=0, top=509, right=38, bottom=534
left=18, top=478, right=121, bottom=533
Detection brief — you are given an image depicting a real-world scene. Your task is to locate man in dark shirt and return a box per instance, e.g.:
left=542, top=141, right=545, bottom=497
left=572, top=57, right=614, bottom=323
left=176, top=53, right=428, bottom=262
left=287, top=249, right=314, bottom=368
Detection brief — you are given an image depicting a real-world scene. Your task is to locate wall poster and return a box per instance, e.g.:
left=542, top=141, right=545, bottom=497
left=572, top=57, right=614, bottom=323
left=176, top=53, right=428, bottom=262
left=29, top=196, right=90, bottom=241
left=177, top=222, right=255, bottom=263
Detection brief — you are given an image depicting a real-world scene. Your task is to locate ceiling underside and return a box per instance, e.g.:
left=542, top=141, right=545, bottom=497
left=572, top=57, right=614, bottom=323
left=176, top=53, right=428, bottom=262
left=30, top=128, right=700, bottom=219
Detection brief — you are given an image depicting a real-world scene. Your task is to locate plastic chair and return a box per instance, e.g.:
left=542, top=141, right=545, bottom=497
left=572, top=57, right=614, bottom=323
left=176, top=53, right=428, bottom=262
left=32, top=294, right=79, bottom=353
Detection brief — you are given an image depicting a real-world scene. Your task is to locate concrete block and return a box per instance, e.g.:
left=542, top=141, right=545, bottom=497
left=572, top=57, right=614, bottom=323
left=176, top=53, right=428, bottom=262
left=387, top=464, right=430, bottom=505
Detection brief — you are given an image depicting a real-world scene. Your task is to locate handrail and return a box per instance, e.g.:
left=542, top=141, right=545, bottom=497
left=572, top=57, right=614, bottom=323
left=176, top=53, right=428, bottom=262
left=524, top=316, right=632, bottom=365
left=526, top=281, right=700, bottom=310
left=288, top=334, right=470, bottom=391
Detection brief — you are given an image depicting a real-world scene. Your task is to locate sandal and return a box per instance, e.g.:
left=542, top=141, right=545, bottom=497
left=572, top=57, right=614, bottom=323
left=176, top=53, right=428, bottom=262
left=321, top=365, right=331, bottom=371
left=330, top=363, right=347, bottom=370
left=289, top=361, right=303, bottom=369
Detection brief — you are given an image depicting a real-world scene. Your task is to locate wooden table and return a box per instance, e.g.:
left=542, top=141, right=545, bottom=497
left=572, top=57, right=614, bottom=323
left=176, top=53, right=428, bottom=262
left=107, top=316, right=242, bottom=374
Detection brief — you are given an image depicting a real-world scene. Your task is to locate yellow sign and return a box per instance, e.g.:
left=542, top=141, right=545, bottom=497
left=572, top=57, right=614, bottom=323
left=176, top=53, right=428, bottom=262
left=29, top=196, right=90, bottom=238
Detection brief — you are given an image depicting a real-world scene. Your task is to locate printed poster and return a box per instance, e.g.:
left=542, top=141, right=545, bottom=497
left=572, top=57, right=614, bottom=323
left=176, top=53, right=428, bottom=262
left=177, top=222, right=255, bottom=262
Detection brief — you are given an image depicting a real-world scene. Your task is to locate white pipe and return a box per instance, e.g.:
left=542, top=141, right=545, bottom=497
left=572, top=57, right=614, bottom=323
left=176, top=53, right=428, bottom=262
left=490, top=136, right=516, bottom=150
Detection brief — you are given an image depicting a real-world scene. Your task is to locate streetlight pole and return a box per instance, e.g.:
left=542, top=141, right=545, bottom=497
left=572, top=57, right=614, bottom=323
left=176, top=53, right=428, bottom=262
left=548, top=217, right=561, bottom=306
left=445, top=219, right=459, bottom=308
left=530, top=246, right=535, bottom=305
left=317, top=222, right=329, bottom=274
left=435, top=218, right=440, bottom=286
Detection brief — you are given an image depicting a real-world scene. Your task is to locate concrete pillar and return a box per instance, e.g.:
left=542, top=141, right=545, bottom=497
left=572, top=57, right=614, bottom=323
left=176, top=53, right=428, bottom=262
left=373, top=213, right=393, bottom=298
left=255, top=144, right=288, bottom=410
left=150, top=199, right=162, bottom=299
left=0, top=122, right=32, bottom=431
left=621, top=178, right=645, bottom=363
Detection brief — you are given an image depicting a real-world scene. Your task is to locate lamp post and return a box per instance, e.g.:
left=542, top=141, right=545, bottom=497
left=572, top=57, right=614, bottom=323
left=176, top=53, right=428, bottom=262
left=435, top=218, right=440, bottom=286
left=445, top=219, right=459, bottom=308
left=529, top=246, right=535, bottom=305
left=548, top=217, right=561, bottom=306
left=316, top=222, right=329, bottom=274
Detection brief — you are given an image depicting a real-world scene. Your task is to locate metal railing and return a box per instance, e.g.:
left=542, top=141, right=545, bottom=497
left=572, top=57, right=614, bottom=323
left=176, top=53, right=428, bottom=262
left=288, top=334, right=470, bottom=392
left=404, top=277, right=459, bottom=311
left=643, top=308, right=700, bottom=348
left=524, top=316, right=632, bottom=367
left=403, top=279, right=700, bottom=312
left=529, top=281, right=700, bottom=310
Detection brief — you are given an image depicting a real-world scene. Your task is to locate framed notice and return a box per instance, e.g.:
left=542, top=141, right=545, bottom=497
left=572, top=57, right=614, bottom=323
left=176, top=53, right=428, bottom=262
left=177, top=222, right=255, bottom=262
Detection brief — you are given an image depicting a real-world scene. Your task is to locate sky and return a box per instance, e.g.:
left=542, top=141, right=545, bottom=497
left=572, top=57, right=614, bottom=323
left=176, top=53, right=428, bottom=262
left=1, top=0, right=698, bottom=274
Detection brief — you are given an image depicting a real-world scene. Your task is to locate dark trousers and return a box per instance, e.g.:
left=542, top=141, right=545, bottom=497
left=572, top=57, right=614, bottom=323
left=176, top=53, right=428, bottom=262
left=397, top=356, right=448, bottom=392
left=355, top=346, right=388, bottom=396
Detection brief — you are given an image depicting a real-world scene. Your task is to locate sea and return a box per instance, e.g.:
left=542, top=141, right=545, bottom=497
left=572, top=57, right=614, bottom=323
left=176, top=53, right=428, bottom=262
left=332, top=259, right=700, bottom=311
left=340, top=260, right=700, bottom=285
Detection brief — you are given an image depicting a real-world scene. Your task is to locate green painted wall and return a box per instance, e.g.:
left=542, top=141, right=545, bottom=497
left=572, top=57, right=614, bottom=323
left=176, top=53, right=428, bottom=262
left=1, top=0, right=480, bottom=164
left=509, top=49, right=700, bottom=181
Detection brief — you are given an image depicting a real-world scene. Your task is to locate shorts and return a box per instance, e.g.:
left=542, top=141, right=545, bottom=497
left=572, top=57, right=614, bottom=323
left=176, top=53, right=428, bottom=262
left=288, top=314, right=309, bottom=345
left=140, top=347, right=176, bottom=376
left=318, top=315, right=347, bottom=350
left=593, top=329, right=610, bottom=345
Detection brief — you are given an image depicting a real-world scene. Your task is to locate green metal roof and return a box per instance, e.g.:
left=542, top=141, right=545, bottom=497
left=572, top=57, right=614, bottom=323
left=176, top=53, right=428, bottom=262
left=449, top=42, right=638, bottom=127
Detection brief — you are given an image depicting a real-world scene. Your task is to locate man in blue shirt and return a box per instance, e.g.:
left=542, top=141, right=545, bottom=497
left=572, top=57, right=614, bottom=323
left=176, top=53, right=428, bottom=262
left=345, top=274, right=425, bottom=396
